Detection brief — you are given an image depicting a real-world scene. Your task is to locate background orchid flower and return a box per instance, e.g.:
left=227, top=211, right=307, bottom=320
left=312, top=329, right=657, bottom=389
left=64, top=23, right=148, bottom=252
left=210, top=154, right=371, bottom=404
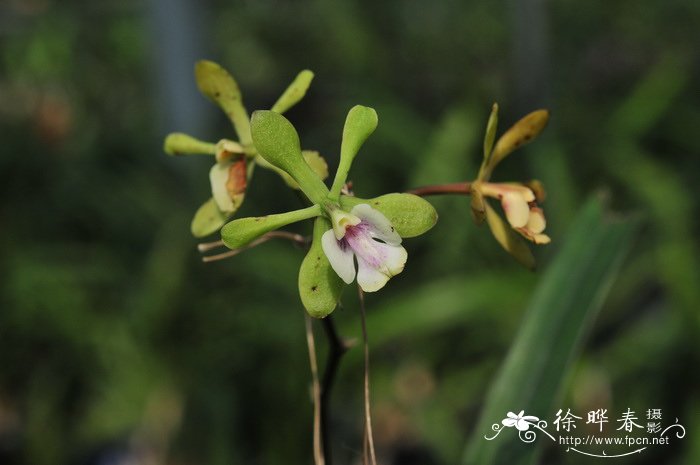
left=163, top=60, right=328, bottom=238
left=218, top=107, right=437, bottom=317
left=470, top=104, right=550, bottom=269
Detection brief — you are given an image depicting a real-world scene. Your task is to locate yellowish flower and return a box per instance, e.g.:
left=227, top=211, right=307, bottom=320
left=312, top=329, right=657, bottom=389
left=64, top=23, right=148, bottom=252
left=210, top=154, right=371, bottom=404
left=471, top=104, right=551, bottom=268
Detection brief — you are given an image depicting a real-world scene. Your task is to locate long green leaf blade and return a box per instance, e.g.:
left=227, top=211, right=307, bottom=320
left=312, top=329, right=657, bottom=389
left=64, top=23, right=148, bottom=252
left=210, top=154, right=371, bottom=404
left=462, top=197, right=639, bottom=465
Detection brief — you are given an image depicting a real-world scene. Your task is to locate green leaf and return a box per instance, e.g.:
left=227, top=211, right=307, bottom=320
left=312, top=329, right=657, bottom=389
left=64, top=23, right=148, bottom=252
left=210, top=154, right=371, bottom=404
left=270, top=70, right=314, bottom=114
left=194, top=60, right=252, bottom=145
left=484, top=202, right=535, bottom=270
left=339, top=193, right=437, bottom=238
left=299, top=217, right=345, bottom=318
left=220, top=204, right=321, bottom=249
left=463, top=197, right=639, bottom=465
left=329, top=105, right=378, bottom=200
left=191, top=197, right=229, bottom=238
left=163, top=132, right=216, bottom=156
left=250, top=110, right=329, bottom=204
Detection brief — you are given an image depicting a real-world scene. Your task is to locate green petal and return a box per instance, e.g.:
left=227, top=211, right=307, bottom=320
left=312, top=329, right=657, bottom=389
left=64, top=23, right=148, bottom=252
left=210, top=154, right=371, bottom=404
left=339, top=193, right=437, bottom=238
left=194, top=60, right=252, bottom=145
left=270, top=70, right=314, bottom=114
left=191, top=197, right=229, bottom=238
left=259, top=150, right=329, bottom=190
left=164, top=133, right=216, bottom=156
left=299, top=217, right=345, bottom=318
left=250, top=110, right=329, bottom=204
left=484, top=109, right=549, bottom=179
left=329, top=105, right=378, bottom=200
left=484, top=202, right=535, bottom=269
left=221, top=204, right=322, bottom=249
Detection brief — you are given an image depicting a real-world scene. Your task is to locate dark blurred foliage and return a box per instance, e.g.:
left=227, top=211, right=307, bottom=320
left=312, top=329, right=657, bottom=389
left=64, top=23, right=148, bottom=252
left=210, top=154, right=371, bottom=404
left=0, top=0, right=699, bottom=464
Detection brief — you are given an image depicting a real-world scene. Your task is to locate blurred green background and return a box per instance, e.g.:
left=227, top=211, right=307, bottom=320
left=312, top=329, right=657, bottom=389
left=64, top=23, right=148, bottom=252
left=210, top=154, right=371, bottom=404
left=1, top=0, right=699, bottom=464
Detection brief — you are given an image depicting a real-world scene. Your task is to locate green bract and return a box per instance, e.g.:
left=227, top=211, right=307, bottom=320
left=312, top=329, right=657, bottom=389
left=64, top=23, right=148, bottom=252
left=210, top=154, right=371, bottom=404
left=220, top=108, right=438, bottom=317
left=162, top=61, right=328, bottom=237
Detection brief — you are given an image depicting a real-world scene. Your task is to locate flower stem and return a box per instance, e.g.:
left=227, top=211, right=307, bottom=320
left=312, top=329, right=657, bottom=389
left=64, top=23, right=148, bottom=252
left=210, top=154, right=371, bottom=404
left=305, top=315, right=325, bottom=465
left=406, top=181, right=472, bottom=197
left=320, top=315, right=350, bottom=465
left=358, top=287, right=377, bottom=465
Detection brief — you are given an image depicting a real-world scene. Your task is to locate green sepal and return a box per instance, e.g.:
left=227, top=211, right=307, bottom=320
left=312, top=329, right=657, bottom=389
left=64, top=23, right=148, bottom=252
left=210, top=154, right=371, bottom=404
left=271, top=70, right=314, bottom=114
left=339, top=193, right=437, bottom=238
left=470, top=188, right=486, bottom=224
left=250, top=110, right=329, bottom=204
left=329, top=105, right=378, bottom=200
left=221, top=204, right=321, bottom=249
left=194, top=60, right=252, bottom=145
left=478, top=103, right=499, bottom=178
left=299, top=217, right=345, bottom=318
left=191, top=197, right=229, bottom=238
left=482, top=109, right=549, bottom=180
left=257, top=151, right=329, bottom=190
left=484, top=202, right=535, bottom=270
left=164, top=133, right=216, bottom=156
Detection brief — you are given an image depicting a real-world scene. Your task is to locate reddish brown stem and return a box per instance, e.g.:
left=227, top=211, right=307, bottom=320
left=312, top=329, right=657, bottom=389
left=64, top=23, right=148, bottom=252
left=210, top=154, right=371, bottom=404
left=406, top=181, right=472, bottom=197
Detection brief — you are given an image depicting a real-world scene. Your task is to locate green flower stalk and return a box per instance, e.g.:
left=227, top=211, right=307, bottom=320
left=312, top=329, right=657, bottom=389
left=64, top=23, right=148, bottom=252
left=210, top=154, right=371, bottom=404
left=220, top=107, right=437, bottom=317
left=163, top=61, right=328, bottom=237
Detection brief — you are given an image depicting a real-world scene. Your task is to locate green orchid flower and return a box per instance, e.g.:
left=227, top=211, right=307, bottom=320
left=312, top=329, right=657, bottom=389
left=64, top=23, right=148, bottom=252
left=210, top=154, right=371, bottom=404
left=219, top=107, right=438, bottom=318
left=163, top=60, right=328, bottom=238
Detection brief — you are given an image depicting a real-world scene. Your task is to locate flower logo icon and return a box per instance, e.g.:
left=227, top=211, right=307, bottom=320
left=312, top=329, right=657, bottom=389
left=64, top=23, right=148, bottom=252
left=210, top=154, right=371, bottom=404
left=502, top=411, right=540, bottom=431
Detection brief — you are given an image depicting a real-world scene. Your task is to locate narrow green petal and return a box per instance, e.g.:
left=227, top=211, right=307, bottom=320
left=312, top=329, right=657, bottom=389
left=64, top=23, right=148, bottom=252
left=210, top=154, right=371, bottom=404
left=483, top=103, right=499, bottom=158
left=221, top=204, right=322, bottom=249
left=329, top=105, right=378, bottom=200
left=194, top=60, right=252, bottom=145
left=164, top=133, right=216, bottom=156
left=270, top=70, right=314, bottom=114
left=191, top=197, right=229, bottom=238
left=339, top=193, right=437, bottom=238
left=484, top=109, right=549, bottom=178
left=477, top=103, right=499, bottom=180
left=258, top=150, right=329, bottom=190
left=299, top=217, right=345, bottom=318
left=484, top=202, right=535, bottom=269
left=250, top=110, right=329, bottom=204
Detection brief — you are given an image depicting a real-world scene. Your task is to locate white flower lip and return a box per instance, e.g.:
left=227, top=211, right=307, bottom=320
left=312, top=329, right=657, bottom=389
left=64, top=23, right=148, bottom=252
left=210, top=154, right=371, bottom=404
left=322, top=204, right=407, bottom=292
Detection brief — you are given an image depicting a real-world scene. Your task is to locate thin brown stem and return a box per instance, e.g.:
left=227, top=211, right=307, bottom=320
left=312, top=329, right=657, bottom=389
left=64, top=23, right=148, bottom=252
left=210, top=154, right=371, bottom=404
left=305, top=315, right=325, bottom=465
left=197, top=239, right=225, bottom=252
left=201, top=231, right=309, bottom=262
left=320, top=315, right=350, bottom=465
left=358, top=287, right=377, bottom=465
left=406, top=181, right=472, bottom=197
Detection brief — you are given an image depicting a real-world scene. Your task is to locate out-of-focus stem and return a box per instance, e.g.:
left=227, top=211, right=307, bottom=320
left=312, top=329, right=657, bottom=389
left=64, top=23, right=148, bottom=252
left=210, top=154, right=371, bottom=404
left=320, top=315, right=350, bottom=465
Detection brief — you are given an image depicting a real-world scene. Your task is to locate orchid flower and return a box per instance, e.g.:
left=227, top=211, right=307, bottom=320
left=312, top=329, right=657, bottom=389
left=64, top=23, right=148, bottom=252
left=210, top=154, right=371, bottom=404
left=469, top=104, right=551, bottom=268
left=217, top=107, right=437, bottom=317
left=163, top=60, right=328, bottom=237
left=322, top=204, right=408, bottom=292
